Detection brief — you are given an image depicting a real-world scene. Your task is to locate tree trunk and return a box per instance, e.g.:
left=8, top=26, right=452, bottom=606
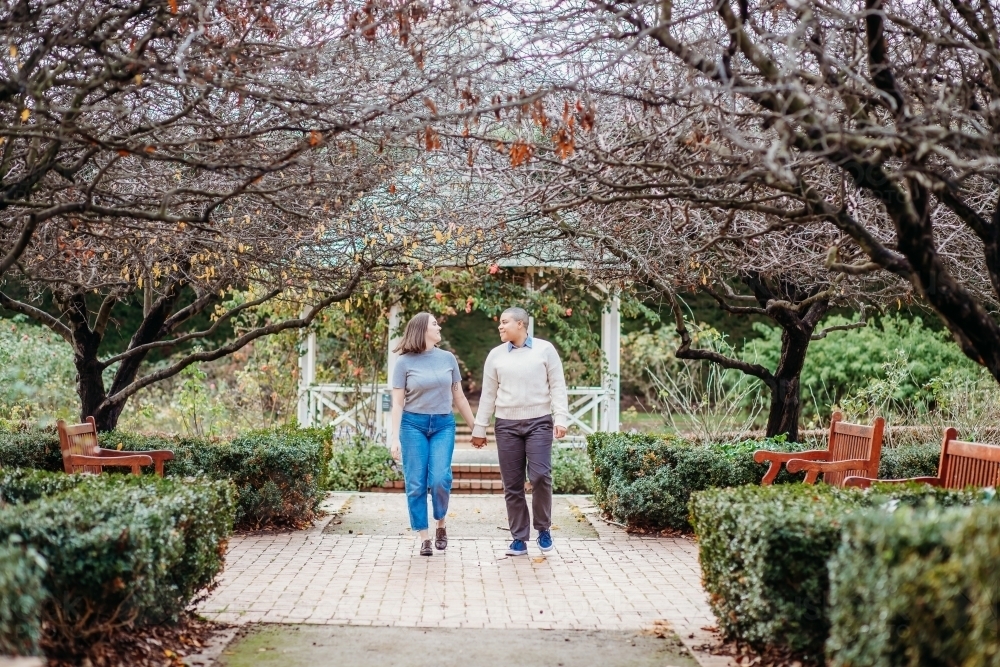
left=764, top=355, right=805, bottom=441
left=761, top=299, right=830, bottom=442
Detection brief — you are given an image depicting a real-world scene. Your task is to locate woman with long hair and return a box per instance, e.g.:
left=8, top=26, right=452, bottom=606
left=390, top=312, right=476, bottom=556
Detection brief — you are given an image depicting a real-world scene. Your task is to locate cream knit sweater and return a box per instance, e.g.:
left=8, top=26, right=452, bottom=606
left=472, top=337, right=570, bottom=438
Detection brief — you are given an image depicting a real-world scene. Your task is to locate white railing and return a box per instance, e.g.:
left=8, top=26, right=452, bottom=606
left=301, top=383, right=392, bottom=439
left=300, top=383, right=615, bottom=446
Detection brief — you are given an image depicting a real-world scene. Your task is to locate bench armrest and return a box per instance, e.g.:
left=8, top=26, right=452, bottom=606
left=754, top=449, right=830, bottom=485
left=66, top=454, right=154, bottom=475
left=97, top=448, right=173, bottom=476
left=786, top=458, right=875, bottom=485
left=843, top=476, right=942, bottom=489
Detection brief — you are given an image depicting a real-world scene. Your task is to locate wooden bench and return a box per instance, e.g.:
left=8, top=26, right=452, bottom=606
left=754, top=412, right=885, bottom=486
left=57, top=416, right=174, bottom=476
left=845, top=427, right=1000, bottom=489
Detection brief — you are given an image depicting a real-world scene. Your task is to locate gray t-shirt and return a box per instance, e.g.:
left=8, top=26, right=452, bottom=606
left=391, top=348, right=462, bottom=414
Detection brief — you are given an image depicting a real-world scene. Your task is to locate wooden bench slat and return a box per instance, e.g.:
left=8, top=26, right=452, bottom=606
left=757, top=412, right=884, bottom=488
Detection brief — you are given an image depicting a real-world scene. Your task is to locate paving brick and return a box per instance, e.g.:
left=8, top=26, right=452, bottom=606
left=199, top=494, right=731, bottom=667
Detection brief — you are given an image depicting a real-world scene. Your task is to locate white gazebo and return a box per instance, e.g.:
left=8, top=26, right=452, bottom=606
left=296, top=267, right=621, bottom=446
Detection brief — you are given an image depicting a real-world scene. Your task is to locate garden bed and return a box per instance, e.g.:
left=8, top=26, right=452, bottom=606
left=689, top=483, right=997, bottom=662
left=0, top=426, right=332, bottom=530
left=0, top=469, right=235, bottom=660
left=586, top=432, right=944, bottom=532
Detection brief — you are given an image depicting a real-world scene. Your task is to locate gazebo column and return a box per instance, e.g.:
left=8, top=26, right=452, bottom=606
left=600, top=296, right=621, bottom=432
left=297, top=330, right=317, bottom=427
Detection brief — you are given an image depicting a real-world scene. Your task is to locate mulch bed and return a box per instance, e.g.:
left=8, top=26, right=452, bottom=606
left=44, top=613, right=225, bottom=667
left=687, top=626, right=822, bottom=667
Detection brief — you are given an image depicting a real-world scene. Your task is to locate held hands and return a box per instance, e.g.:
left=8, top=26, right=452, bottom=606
left=554, top=425, right=567, bottom=439
left=470, top=436, right=487, bottom=449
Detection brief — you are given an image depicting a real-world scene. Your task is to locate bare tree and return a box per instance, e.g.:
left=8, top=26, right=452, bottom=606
left=555, top=0, right=1000, bottom=381
left=0, top=0, right=487, bottom=429
left=415, top=0, right=997, bottom=437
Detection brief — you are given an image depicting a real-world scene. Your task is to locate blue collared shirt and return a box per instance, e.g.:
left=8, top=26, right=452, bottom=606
left=507, top=336, right=533, bottom=352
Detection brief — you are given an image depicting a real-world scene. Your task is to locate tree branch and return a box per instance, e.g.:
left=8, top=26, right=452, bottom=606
left=0, top=291, right=73, bottom=343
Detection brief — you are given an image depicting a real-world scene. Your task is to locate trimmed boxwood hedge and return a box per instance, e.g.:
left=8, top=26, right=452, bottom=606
left=0, top=543, right=46, bottom=657
left=0, top=428, right=63, bottom=472
left=0, top=469, right=235, bottom=653
left=827, top=502, right=1000, bottom=667
left=689, top=484, right=988, bottom=659
left=586, top=432, right=947, bottom=532
left=586, top=432, right=809, bottom=531
left=0, top=426, right=332, bottom=530
left=878, top=442, right=941, bottom=479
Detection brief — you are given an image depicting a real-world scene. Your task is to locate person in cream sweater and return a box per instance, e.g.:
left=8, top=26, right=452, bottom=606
left=471, top=307, right=570, bottom=556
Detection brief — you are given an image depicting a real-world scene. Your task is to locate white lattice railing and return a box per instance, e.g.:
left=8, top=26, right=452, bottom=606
left=300, top=384, right=616, bottom=446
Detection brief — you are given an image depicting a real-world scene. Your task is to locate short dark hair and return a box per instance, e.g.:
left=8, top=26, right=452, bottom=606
left=501, top=307, right=530, bottom=327
left=393, top=312, right=433, bottom=355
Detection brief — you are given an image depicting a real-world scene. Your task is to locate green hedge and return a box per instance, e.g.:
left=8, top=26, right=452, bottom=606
left=110, top=428, right=333, bottom=528
left=0, top=427, right=331, bottom=530
left=827, top=502, right=1000, bottom=667
left=586, top=432, right=808, bottom=531
left=690, top=484, right=988, bottom=659
left=0, top=544, right=46, bottom=656
left=0, top=470, right=235, bottom=653
left=878, top=443, right=941, bottom=479
left=0, top=428, right=63, bottom=472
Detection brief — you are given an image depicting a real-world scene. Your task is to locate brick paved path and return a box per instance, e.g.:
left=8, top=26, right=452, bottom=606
left=198, top=494, right=732, bottom=667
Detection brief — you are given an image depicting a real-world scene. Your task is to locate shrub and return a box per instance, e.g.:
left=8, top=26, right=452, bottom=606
left=0, top=544, right=46, bottom=657
left=827, top=502, right=1000, bottom=667
left=690, top=483, right=987, bottom=659
left=878, top=443, right=941, bottom=479
left=0, top=428, right=63, bottom=472
left=746, top=314, right=979, bottom=418
left=586, top=432, right=807, bottom=531
left=0, top=471, right=234, bottom=654
left=551, top=447, right=593, bottom=494
left=326, top=435, right=401, bottom=491
left=106, top=428, right=328, bottom=529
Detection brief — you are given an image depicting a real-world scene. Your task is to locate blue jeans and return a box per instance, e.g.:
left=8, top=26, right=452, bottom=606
left=399, top=411, right=455, bottom=531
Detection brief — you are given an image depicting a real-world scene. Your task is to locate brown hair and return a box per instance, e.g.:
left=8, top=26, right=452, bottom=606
left=393, top=311, right=433, bottom=355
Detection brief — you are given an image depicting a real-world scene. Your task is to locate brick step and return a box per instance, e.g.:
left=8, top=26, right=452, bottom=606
left=364, top=464, right=530, bottom=494
left=453, top=464, right=502, bottom=480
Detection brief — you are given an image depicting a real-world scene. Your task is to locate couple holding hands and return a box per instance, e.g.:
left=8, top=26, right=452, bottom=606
left=389, top=307, right=570, bottom=557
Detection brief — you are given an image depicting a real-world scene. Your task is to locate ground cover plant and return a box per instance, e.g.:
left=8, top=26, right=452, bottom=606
left=551, top=447, right=594, bottom=494
left=0, top=470, right=235, bottom=657
left=690, top=484, right=991, bottom=660
left=326, top=435, right=402, bottom=491
left=827, top=502, right=1000, bottom=667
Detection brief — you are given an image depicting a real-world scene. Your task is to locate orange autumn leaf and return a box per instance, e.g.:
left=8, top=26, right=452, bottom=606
left=309, top=130, right=322, bottom=146
left=553, top=127, right=574, bottom=160
left=424, top=126, right=441, bottom=151
left=509, top=139, right=534, bottom=167
left=422, top=97, right=438, bottom=115
left=168, top=0, right=178, bottom=13
left=117, top=149, right=130, bottom=157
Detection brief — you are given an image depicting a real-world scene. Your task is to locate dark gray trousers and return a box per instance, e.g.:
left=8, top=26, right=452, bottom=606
left=494, top=414, right=553, bottom=541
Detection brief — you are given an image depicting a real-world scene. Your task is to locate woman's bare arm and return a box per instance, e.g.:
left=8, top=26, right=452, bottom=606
left=452, top=382, right=481, bottom=448
left=390, top=388, right=405, bottom=461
